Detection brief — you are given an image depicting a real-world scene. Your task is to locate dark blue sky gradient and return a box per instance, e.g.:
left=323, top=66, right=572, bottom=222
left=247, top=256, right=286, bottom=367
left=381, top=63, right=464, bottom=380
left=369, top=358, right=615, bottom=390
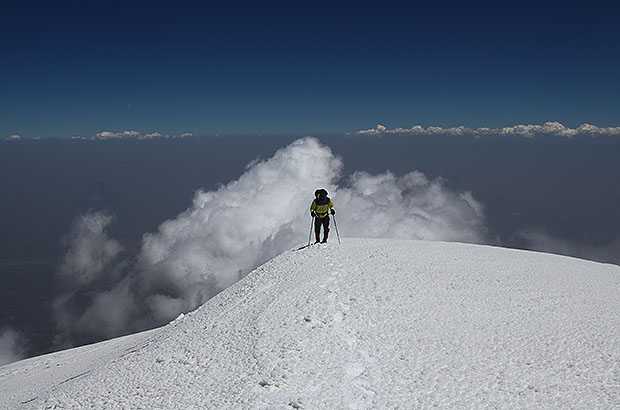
left=2, top=2, right=620, bottom=137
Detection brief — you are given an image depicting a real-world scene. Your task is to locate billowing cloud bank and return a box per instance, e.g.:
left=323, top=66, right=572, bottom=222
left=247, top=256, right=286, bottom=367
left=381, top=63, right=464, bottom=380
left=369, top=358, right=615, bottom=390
left=354, top=122, right=620, bottom=139
left=53, top=137, right=487, bottom=347
left=338, top=171, right=486, bottom=242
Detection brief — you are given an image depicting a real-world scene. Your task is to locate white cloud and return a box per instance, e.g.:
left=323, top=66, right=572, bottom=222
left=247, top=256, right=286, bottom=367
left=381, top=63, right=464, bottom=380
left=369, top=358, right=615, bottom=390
left=136, top=137, right=344, bottom=323
left=337, top=171, right=486, bottom=243
left=355, top=124, right=476, bottom=137
left=53, top=212, right=127, bottom=345
left=71, top=131, right=194, bottom=140
left=141, top=132, right=162, bottom=139
left=354, top=122, right=620, bottom=139
left=98, top=130, right=141, bottom=139
left=57, top=212, right=123, bottom=285
left=4, top=134, right=21, bottom=141
left=53, top=137, right=489, bottom=346
left=0, top=327, right=27, bottom=366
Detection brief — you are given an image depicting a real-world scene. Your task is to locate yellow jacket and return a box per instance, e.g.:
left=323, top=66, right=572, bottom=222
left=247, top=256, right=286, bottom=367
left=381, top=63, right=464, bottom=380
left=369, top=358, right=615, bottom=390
left=310, top=197, right=335, bottom=218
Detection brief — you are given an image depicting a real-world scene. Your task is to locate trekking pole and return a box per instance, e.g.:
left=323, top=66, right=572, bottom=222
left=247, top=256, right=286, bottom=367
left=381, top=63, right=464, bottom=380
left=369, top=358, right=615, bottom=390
left=332, top=214, right=341, bottom=244
left=307, top=216, right=315, bottom=246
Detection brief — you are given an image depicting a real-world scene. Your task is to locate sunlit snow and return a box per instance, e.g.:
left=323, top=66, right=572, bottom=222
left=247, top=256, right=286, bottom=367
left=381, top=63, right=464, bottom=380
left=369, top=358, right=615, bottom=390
left=1, top=238, right=620, bottom=408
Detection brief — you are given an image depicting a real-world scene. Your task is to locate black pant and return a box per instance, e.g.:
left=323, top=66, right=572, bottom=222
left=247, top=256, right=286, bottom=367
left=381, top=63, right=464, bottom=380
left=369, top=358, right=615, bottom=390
left=314, top=215, right=330, bottom=235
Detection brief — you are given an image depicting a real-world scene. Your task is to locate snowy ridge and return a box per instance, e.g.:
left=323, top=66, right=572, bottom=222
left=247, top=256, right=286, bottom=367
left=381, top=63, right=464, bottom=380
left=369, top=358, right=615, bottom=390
left=2, top=238, right=620, bottom=409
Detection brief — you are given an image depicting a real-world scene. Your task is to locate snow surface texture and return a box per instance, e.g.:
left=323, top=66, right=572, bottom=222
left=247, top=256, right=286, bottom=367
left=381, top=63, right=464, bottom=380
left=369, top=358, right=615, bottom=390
left=2, top=238, right=620, bottom=409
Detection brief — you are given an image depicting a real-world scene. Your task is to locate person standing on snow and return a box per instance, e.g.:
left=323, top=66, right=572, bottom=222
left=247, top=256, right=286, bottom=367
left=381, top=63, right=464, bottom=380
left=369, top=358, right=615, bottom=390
left=310, top=188, right=335, bottom=243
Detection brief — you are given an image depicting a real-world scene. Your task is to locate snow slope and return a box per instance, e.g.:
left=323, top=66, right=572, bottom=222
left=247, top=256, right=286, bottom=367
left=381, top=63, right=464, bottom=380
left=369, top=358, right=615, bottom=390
left=2, top=238, right=620, bottom=409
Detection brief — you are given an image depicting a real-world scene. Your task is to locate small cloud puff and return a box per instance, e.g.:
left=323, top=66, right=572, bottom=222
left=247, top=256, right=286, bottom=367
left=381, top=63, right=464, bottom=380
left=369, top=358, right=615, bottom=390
left=0, top=327, right=27, bottom=366
left=4, top=134, right=21, bottom=141
left=354, top=122, right=620, bottom=139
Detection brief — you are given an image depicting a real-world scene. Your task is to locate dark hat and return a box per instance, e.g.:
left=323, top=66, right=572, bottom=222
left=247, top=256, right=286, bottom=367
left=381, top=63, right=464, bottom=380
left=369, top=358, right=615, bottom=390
left=315, top=188, right=328, bottom=198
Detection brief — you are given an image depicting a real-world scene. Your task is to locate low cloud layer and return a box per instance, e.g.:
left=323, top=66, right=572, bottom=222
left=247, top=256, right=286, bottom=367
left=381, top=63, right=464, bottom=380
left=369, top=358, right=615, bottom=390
left=2, top=131, right=194, bottom=142
left=72, top=131, right=194, bottom=141
left=354, top=122, right=620, bottom=139
left=6, top=121, right=620, bottom=142
left=53, top=137, right=488, bottom=347
left=0, top=327, right=26, bottom=366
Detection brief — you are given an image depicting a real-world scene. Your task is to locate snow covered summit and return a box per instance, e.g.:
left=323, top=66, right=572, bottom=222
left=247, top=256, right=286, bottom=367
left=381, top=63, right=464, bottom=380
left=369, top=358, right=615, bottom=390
left=2, top=238, right=620, bottom=409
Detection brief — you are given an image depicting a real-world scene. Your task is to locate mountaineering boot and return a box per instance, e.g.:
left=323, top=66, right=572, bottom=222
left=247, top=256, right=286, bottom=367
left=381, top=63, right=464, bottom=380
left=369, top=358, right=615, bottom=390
left=322, top=233, right=328, bottom=243
left=315, top=233, right=321, bottom=244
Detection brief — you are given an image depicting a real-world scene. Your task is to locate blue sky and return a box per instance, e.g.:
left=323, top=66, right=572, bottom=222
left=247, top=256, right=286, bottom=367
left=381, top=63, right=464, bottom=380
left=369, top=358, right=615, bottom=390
left=2, top=1, right=619, bottom=138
